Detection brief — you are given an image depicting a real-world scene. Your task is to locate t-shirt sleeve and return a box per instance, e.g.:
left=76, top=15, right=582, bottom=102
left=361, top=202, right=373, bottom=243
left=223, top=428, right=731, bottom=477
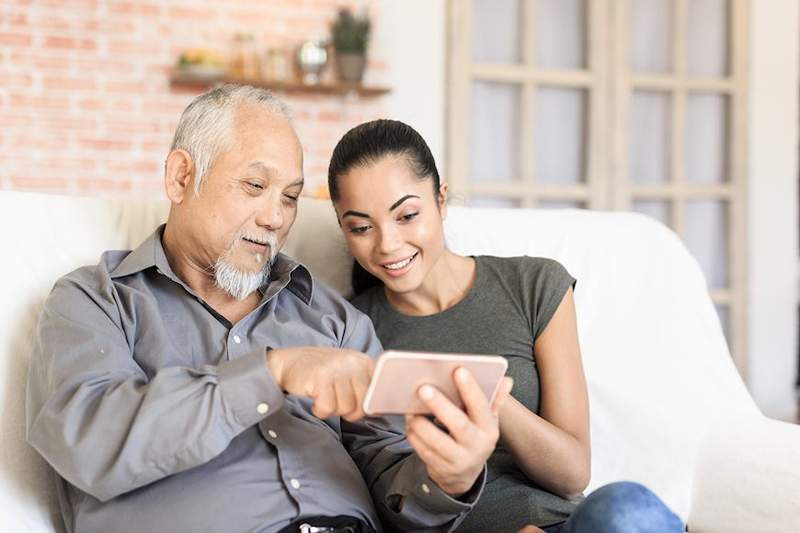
left=522, top=257, right=577, bottom=341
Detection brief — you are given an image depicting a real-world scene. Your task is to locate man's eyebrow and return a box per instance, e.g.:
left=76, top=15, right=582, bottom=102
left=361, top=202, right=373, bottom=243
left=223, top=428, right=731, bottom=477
left=245, top=163, right=303, bottom=187
left=390, top=195, right=420, bottom=211
left=245, top=162, right=277, bottom=176
left=341, top=210, right=370, bottom=219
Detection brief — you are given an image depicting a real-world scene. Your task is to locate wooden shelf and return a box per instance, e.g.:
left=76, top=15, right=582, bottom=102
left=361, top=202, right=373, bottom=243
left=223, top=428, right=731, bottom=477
left=169, top=72, right=390, bottom=97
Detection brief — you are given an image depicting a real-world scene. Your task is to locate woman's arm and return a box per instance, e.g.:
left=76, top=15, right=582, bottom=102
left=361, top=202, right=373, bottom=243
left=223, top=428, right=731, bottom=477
left=497, top=287, right=591, bottom=499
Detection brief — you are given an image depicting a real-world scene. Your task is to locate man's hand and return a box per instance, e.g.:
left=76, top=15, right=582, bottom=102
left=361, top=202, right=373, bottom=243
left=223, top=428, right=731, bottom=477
left=267, top=347, right=375, bottom=422
left=405, top=367, right=513, bottom=496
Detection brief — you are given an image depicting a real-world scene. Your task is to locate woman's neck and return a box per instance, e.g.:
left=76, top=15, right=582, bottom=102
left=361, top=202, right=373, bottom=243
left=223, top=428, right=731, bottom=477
left=384, top=250, right=476, bottom=316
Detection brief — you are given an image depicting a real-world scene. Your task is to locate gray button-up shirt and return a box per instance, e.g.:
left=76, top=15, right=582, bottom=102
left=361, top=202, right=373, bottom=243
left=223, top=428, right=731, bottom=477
left=26, top=226, right=481, bottom=533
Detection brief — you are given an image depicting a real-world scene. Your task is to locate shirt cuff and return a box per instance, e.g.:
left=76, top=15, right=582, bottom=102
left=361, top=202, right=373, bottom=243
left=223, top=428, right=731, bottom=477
left=416, top=460, right=486, bottom=512
left=391, top=455, right=486, bottom=524
left=217, top=348, right=285, bottom=431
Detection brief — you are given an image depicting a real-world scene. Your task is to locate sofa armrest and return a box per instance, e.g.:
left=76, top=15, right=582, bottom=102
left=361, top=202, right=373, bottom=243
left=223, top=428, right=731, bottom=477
left=688, top=414, right=800, bottom=532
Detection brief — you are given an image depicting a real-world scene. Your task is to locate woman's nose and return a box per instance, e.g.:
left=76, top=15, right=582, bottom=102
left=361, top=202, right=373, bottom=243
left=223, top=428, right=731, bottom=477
left=377, top=225, right=402, bottom=254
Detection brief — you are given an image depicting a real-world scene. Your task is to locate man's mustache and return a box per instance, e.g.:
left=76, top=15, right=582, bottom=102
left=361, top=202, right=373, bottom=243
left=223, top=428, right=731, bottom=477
left=236, top=230, right=278, bottom=259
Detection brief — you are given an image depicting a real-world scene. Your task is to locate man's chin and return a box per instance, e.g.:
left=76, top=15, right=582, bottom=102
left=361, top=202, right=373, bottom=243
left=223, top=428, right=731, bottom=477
left=230, top=250, right=272, bottom=271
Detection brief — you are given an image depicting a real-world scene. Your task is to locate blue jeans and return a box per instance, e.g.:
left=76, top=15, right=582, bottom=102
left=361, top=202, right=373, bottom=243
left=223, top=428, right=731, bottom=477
left=543, top=481, right=684, bottom=533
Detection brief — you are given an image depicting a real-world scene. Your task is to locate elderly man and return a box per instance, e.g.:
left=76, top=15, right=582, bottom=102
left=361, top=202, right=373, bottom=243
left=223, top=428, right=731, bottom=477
left=26, top=84, right=510, bottom=533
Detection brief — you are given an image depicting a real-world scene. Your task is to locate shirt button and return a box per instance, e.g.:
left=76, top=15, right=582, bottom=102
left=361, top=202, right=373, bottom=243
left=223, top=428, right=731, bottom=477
left=257, top=403, right=269, bottom=415
left=290, top=478, right=301, bottom=489
left=421, top=483, right=431, bottom=494
left=233, top=335, right=242, bottom=344
left=268, top=429, right=278, bottom=439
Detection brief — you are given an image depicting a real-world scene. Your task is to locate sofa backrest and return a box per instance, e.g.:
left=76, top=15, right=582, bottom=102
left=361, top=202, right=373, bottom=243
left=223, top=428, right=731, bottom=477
left=0, top=191, right=756, bottom=530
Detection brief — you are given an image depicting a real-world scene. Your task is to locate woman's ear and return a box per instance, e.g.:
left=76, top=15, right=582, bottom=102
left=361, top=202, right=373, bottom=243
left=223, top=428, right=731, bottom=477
left=438, top=182, right=449, bottom=220
left=164, top=149, right=195, bottom=204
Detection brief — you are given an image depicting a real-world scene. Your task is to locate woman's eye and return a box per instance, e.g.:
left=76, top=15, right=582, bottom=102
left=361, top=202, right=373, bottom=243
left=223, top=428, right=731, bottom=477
left=400, top=212, right=419, bottom=222
left=350, top=225, right=370, bottom=234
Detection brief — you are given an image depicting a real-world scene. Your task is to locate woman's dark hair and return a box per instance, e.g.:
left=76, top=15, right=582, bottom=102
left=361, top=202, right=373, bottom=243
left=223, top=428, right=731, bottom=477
left=327, top=119, right=441, bottom=295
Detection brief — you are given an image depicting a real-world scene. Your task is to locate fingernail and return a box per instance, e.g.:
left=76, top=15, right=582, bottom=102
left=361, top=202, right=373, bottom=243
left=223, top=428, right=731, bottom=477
left=419, top=385, right=434, bottom=400
left=455, top=367, right=468, bottom=381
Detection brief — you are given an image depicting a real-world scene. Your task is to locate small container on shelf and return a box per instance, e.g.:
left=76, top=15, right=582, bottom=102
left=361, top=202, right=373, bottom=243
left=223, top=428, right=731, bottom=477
left=227, top=33, right=259, bottom=80
left=262, top=47, right=291, bottom=82
left=295, top=39, right=328, bottom=85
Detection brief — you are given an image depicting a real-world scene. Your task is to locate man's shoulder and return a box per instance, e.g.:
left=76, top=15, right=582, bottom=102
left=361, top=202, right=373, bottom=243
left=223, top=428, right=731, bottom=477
left=51, top=250, right=135, bottom=303
left=295, top=272, right=355, bottom=315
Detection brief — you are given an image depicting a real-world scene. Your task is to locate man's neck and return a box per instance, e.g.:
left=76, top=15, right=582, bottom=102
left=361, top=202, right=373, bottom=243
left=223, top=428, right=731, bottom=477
left=162, top=224, right=261, bottom=325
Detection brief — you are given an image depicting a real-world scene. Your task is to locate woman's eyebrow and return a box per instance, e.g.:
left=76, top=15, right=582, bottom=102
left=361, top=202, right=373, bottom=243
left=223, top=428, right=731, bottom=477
left=341, top=195, right=421, bottom=219
left=389, top=194, right=420, bottom=211
left=341, top=210, right=371, bottom=219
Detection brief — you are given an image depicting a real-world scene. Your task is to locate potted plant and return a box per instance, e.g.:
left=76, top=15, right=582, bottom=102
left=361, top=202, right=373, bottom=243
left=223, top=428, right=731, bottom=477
left=330, top=8, right=370, bottom=83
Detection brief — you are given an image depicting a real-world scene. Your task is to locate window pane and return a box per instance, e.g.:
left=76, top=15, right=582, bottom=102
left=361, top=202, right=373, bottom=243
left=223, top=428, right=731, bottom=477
left=472, top=0, right=522, bottom=64
left=715, top=304, right=731, bottom=349
left=632, top=200, right=670, bottom=225
left=630, top=91, right=671, bottom=184
left=686, top=94, right=728, bottom=184
left=537, top=200, right=584, bottom=209
left=687, top=0, right=729, bottom=77
left=535, top=0, right=586, bottom=69
left=535, top=88, right=587, bottom=184
left=470, top=197, right=522, bottom=208
left=685, top=200, right=729, bottom=289
left=630, top=0, right=672, bottom=73
left=470, top=81, right=522, bottom=183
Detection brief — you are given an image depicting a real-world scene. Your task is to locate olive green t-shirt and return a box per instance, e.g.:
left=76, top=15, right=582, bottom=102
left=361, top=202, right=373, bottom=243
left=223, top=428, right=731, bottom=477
left=351, top=255, right=579, bottom=530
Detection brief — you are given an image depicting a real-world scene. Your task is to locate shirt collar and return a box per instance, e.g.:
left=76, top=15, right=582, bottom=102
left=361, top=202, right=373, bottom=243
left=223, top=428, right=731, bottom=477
left=109, top=224, right=313, bottom=305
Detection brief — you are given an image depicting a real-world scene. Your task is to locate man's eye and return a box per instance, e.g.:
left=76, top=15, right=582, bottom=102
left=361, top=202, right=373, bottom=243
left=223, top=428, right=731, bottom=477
left=247, top=182, right=264, bottom=190
left=283, top=194, right=299, bottom=202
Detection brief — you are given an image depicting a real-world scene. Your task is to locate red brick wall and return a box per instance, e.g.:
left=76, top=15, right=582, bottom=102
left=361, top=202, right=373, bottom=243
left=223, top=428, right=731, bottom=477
left=0, top=0, right=387, bottom=197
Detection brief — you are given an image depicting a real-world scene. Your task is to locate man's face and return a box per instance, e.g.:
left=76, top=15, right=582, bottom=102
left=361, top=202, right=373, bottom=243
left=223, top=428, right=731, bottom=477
left=178, top=104, right=304, bottom=295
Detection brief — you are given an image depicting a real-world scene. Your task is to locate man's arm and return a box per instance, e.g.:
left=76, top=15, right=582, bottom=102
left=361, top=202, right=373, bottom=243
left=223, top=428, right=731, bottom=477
left=25, top=276, right=284, bottom=502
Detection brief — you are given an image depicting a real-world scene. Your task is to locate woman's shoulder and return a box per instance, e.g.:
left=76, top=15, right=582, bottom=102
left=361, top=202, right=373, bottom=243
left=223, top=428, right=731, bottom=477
left=476, top=254, right=573, bottom=285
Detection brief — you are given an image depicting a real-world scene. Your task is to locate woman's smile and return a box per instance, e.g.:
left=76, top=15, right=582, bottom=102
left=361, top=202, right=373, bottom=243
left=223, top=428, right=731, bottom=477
left=380, top=251, right=419, bottom=276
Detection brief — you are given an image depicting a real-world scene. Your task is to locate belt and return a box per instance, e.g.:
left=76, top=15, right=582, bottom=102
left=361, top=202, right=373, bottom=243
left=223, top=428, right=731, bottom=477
left=278, top=515, right=372, bottom=533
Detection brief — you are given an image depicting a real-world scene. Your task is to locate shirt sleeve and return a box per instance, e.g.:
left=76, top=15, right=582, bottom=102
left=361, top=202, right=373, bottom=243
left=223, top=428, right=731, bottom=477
left=25, top=273, right=285, bottom=502
left=526, top=258, right=577, bottom=341
left=339, top=311, right=485, bottom=532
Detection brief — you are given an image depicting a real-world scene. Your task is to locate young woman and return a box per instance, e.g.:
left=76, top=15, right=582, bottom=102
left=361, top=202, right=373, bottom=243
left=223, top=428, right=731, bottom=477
left=327, top=119, right=684, bottom=533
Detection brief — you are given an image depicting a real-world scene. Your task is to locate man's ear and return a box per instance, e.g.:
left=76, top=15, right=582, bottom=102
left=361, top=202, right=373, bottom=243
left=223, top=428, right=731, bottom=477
left=164, top=149, right=195, bottom=204
left=438, top=182, right=449, bottom=220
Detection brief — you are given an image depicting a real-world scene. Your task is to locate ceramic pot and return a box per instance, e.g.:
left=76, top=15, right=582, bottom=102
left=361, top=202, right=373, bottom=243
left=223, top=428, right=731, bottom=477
left=335, top=52, right=366, bottom=83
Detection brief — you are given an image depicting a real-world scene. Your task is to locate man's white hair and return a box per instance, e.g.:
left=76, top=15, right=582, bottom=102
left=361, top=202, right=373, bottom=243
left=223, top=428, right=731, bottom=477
left=169, top=83, right=292, bottom=194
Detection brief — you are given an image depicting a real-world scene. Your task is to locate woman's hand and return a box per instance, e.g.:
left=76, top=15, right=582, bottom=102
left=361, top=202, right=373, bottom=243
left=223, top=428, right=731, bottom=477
left=405, top=367, right=513, bottom=496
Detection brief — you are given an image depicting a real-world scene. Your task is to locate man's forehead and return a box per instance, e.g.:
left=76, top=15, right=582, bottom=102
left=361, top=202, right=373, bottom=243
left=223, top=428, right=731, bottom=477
left=245, top=161, right=304, bottom=186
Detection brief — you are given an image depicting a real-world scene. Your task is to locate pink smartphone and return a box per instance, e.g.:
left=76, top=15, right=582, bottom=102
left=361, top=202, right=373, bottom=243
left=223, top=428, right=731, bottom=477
left=362, top=350, right=509, bottom=416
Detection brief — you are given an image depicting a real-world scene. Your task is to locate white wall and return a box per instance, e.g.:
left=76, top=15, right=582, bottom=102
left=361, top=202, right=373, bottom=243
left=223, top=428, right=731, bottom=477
left=379, top=1, right=800, bottom=421
left=747, top=0, right=799, bottom=421
left=377, top=0, right=447, bottom=168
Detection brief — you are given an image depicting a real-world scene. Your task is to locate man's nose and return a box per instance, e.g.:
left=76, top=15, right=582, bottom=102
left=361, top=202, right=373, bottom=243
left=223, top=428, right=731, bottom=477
left=255, top=196, right=284, bottom=230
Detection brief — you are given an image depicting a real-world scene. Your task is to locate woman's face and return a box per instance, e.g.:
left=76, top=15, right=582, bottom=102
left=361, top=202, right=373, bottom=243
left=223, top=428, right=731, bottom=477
left=334, top=155, right=447, bottom=295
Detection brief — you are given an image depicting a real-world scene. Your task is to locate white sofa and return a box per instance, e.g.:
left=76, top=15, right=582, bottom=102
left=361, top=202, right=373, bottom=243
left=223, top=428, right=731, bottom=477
left=1, top=190, right=798, bottom=532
